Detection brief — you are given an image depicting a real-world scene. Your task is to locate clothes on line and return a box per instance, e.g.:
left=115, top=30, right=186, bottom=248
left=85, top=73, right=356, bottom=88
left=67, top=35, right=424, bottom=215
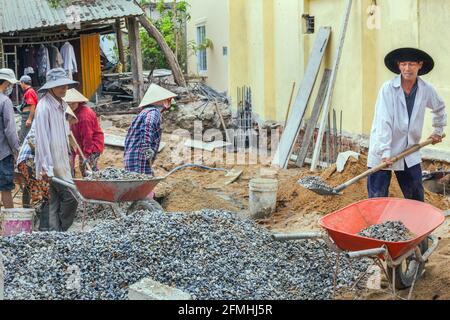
left=18, top=42, right=78, bottom=86
left=60, top=42, right=78, bottom=76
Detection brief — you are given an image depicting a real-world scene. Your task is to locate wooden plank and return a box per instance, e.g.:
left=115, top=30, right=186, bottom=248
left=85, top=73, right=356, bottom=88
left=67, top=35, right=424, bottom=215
left=184, top=139, right=216, bottom=152
left=214, top=102, right=232, bottom=144
left=333, top=109, right=338, bottom=162
left=326, top=111, right=331, bottom=165
left=284, top=82, right=296, bottom=125
left=295, top=69, right=332, bottom=167
left=127, top=17, right=145, bottom=102
left=105, top=134, right=165, bottom=153
left=271, top=26, right=331, bottom=169
left=310, top=0, right=353, bottom=172
left=290, top=155, right=329, bottom=169
left=115, top=19, right=126, bottom=69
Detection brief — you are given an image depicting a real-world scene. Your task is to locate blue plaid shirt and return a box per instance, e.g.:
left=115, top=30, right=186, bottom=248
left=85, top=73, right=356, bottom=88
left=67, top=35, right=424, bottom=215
left=17, top=125, right=36, bottom=165
left=124, top=107, right=162, bottom=175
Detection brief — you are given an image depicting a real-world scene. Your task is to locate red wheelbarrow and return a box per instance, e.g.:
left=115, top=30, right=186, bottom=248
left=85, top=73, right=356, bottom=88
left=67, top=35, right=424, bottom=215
left=52, top=177, right=165, bottom=230
left=272, top=198, right=447, bottom=299
left=51, top=164, right=237, bottom=230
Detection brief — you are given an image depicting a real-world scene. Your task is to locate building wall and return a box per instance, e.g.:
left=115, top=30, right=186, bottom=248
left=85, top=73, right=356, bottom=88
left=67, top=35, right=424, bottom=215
left=227, top=0, right=450, bottom=154
left=186, top=0, right=229, bottom=93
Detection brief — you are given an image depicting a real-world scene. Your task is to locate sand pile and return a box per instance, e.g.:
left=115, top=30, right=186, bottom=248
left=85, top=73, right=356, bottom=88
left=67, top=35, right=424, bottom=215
left=161, top=178, right=239, bottom=212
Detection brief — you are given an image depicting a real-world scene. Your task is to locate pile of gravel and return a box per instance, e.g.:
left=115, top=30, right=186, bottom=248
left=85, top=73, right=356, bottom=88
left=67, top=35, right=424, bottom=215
left=85, top=168, right=150, bottom=181
left=358, top=221, right=415, bottom=242
left=1, top=210, right=369, bottom=300
left=74, top=203, right=124, bottom=222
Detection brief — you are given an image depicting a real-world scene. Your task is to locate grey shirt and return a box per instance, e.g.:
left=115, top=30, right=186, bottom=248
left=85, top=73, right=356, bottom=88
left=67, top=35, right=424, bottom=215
left=0, top=93, right=20, bottom=160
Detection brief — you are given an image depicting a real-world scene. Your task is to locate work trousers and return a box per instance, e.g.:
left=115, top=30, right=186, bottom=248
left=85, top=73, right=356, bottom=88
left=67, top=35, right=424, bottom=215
left=19, top=112, right=31, bottom=145
left=48, top=181, right=78, bottom=232
left=367, top=162, right=424, bottom=202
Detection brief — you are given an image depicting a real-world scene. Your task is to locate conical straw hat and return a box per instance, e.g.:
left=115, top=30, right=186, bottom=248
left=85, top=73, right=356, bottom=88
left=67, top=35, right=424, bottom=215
left=65, top=105, right=78, bottom=122
left=63, top=88, right=89, bottom=103
left=138, top=84, right=177, bottom=108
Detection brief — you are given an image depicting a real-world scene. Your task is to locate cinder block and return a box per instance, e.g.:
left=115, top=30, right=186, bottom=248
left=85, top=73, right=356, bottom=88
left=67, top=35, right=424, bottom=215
left=128, top=278, right=192, bottom=300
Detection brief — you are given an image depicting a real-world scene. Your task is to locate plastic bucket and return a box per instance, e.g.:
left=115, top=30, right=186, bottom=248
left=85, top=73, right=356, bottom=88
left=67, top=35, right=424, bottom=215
left=1, top=208, right=35, bottom=237
left=249, top=178, right=278, bottom=219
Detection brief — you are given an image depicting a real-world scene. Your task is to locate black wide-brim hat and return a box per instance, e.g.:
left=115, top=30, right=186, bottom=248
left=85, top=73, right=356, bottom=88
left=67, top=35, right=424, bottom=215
left=384, top=48, right=434, bottom=76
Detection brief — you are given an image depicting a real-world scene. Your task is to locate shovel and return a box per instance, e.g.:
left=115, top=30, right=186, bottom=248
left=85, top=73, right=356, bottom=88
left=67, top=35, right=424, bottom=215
left=69, top=132, right=93, bottom=175
left=299, top=135, right=445, bottom=196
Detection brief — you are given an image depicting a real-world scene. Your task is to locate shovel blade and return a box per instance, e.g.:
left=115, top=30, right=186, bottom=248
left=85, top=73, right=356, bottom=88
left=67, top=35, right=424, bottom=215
left=298, top=176, right=341, bottom=196
left=205, top=168, right=243, bottom=190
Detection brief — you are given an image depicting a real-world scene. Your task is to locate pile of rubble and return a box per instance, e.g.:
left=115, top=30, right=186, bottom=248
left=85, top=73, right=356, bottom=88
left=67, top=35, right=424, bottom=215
left=1, top=210, right=369, bottom=300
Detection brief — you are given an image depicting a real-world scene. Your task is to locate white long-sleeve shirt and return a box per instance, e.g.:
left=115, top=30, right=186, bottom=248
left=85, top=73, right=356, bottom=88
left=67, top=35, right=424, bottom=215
left=34, top=93, right=72, bottom=180
left=60, top=42, right=78, bottom=74
left=368, top=75, right=447, bottom=170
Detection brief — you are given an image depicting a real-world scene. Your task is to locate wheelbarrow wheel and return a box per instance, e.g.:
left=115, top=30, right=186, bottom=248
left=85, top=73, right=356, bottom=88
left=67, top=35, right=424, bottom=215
left=127, top=199, right=163, bottom=214
left=387, top=238, right=429, bottom=290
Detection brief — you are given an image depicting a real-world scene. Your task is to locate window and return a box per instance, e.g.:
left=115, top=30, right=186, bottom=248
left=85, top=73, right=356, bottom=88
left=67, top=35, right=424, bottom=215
left=197, top=25, right=207, bottom=72
left=302, top=14, right=315, bottom=34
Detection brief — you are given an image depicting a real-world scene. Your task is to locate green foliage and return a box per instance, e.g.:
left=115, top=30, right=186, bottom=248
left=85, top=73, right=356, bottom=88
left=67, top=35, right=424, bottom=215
left=47, top=0, right=77, bottom=8
left=187, top=38, right=213, bottom=55
left=140, top=0, right=191, bottom=71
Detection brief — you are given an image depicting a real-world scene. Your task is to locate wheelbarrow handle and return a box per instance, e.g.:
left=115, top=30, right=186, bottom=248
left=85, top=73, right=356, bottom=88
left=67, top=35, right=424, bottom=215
left=346, top=247, right=386, bottom=259
left=51, top=177, right=78, bottom=192
left=335, top=135, right=445, bottom=193
left=272, top=232, right=324, bottom=241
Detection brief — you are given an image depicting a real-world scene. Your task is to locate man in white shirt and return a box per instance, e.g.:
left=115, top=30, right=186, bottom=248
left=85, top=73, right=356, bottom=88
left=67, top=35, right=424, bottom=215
left=368, top=48, right=447, bottom=201
left=34, top=68, right=79, bottom=232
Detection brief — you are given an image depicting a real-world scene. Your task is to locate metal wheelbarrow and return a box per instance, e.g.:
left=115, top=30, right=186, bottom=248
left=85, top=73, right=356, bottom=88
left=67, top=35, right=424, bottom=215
left=51, top=164, right=241, bottom=229
left=52, top=176, right=165, bottom=230
left=272, top=198, right=447, bottom=300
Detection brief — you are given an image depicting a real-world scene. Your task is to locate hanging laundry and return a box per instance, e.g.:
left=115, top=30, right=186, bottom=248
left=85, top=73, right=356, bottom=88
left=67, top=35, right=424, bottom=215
left=49, top=45, right=64, bottom=69
left=60, top=41, right=78, bottom=77
left=24, top=67, right=35, bottom=75
left=37, top=44, right=51, bottom=78
left=24, top=46, right=38, bottom=71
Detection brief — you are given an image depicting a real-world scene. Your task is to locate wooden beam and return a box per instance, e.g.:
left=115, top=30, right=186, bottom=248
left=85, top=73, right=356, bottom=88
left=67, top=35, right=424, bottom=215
left=295, top=69, right=331, bottom=168
left=127, top=17, right=145, bottom=102
left=310, top=0, right=353, bottom=172
left=271, top=26, right=331, bottom=169
left=115, top=18, right=126, bottom=70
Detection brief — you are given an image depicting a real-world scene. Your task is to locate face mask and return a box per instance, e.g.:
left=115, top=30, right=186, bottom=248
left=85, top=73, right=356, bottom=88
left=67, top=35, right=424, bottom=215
left=4, top=84, right=13, bottom=96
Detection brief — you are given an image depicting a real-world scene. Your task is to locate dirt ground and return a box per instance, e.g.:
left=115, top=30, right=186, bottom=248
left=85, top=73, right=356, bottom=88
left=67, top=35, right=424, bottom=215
left=96, top=130, right=449, bottom=300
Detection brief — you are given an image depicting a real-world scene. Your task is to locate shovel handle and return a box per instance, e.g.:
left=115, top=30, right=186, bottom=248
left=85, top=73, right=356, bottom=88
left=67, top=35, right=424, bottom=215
left=335, top=134, right=445, bottom=192
left=69, top=132, right=93, bottom=172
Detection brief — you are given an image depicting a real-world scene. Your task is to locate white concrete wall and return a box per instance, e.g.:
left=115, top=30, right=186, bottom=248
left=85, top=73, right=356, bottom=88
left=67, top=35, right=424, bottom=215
left=186, top=0, right=229, bottom=93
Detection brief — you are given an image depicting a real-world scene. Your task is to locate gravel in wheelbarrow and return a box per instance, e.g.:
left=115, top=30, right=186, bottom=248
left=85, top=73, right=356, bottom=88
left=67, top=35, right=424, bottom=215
left=85, top=168, right=150, bottom=181
left=358, top=221, right=416, bottom=242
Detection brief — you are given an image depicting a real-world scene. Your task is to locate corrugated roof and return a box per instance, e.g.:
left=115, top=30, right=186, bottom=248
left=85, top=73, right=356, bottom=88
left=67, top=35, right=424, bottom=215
left=0, top=0, right=143, bottom=34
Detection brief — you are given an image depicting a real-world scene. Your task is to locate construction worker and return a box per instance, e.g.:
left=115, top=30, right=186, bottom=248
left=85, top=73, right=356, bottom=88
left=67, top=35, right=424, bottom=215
left=367, top=48, right=447, bottom=201
left=64, top=89, right=104, bottom=177
left=34, top=68, right=79, bottom=232
left=18, top=75, right=38, bottom=144
left=124, top=84, right=176, bottom=176
left=0, top=69, right=20, bottom=209
left=17, top=107, right=78, bottom=231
